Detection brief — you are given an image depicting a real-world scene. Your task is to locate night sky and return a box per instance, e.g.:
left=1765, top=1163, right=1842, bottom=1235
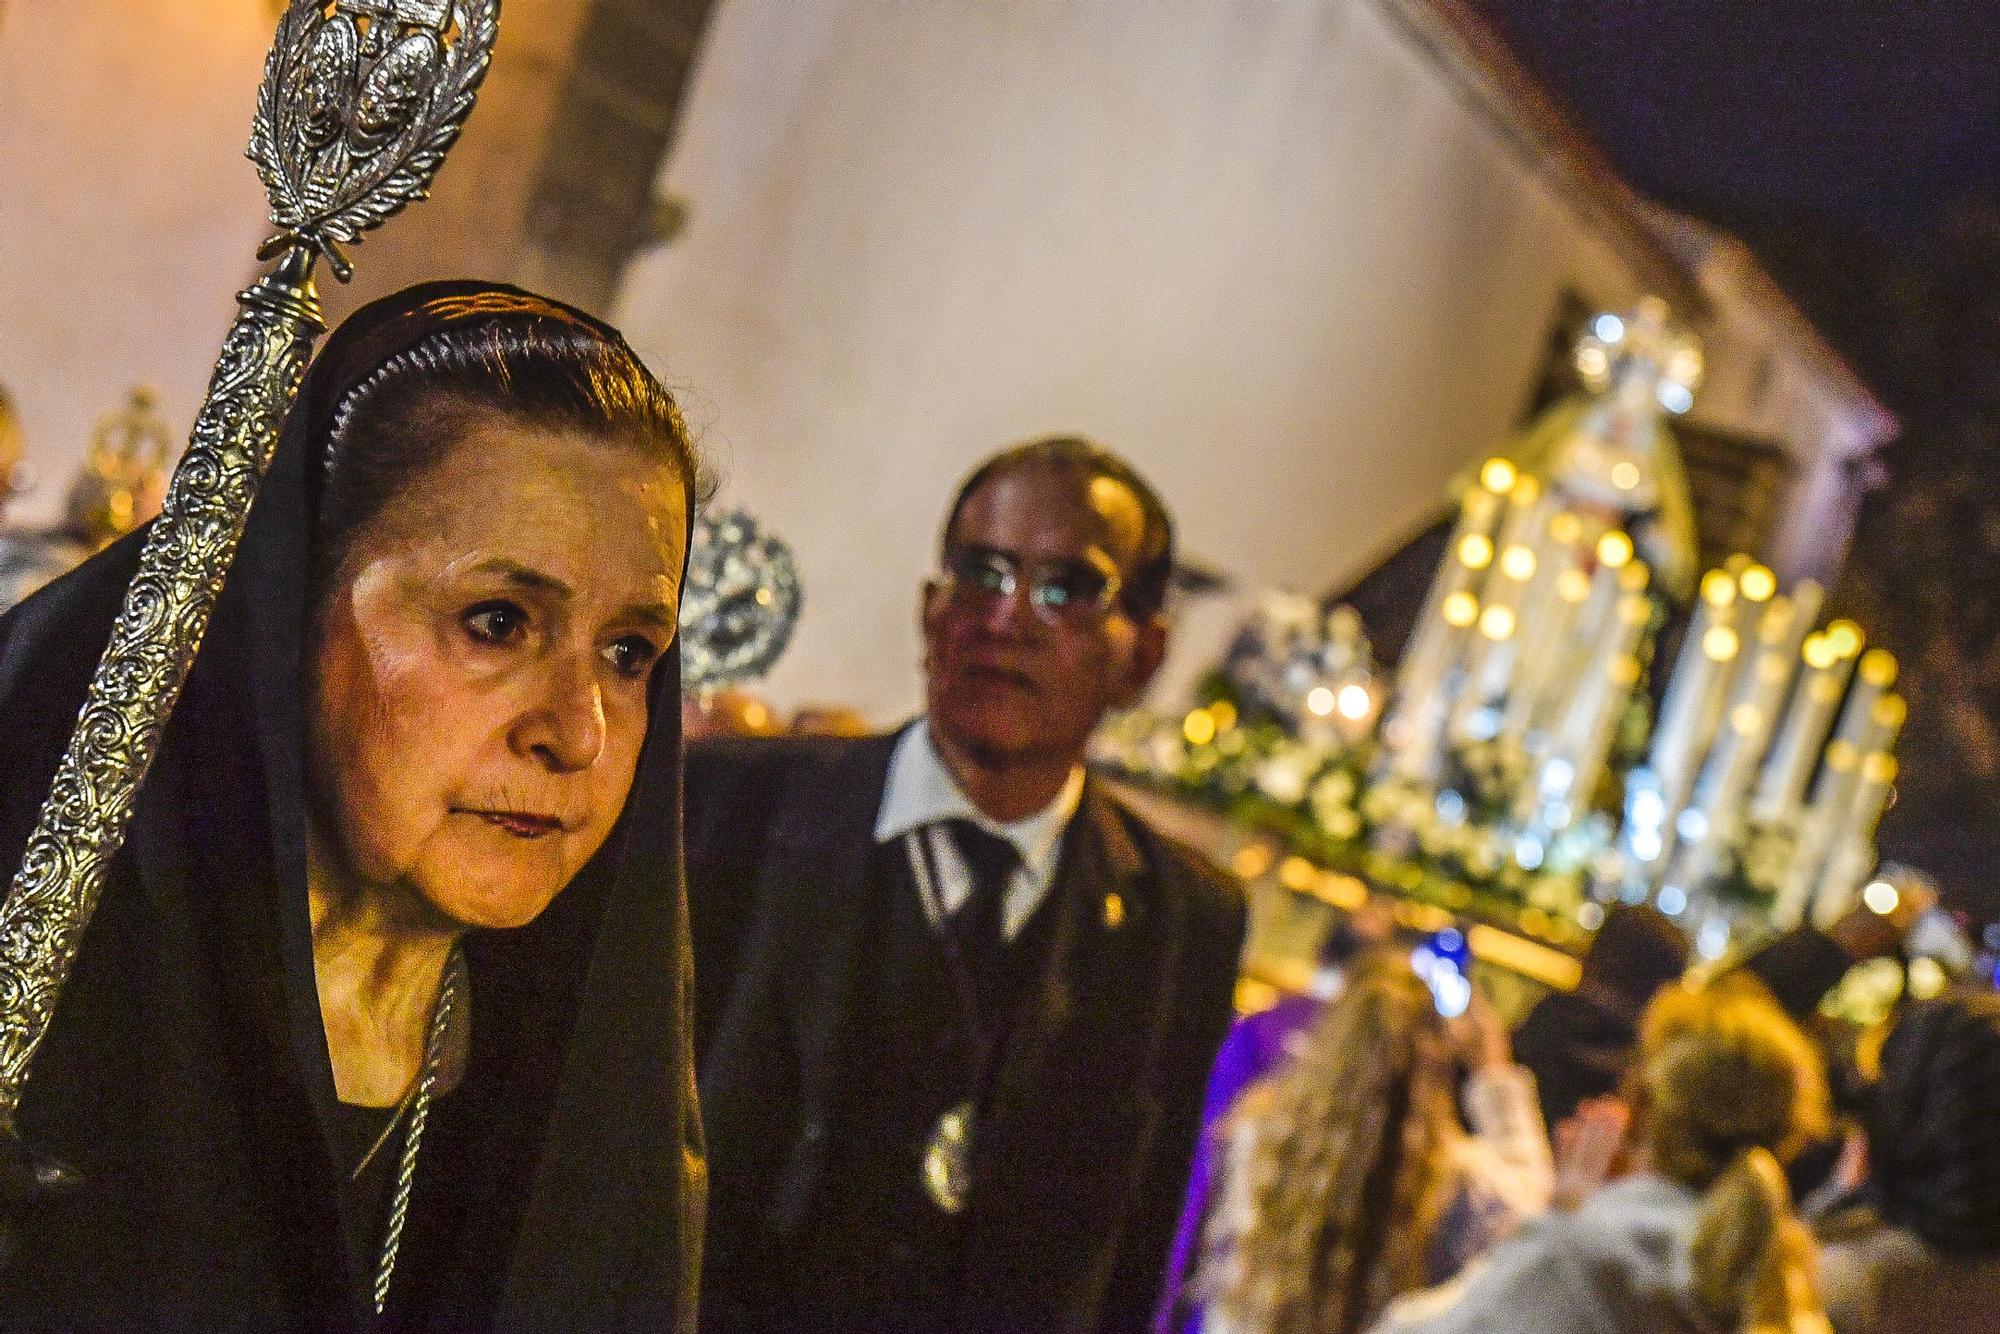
left=1474, top=2, right=1998, bottom=236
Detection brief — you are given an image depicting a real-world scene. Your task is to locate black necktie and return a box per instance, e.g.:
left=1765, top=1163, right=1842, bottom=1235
left=940, top=818, right=1017, bottom=998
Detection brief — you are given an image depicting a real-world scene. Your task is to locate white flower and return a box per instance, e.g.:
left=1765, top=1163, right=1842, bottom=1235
left=1254, top=753, right=1312, bottom=805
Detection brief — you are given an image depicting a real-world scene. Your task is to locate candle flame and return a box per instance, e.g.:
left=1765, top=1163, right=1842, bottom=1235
left=1480, top=458, right=1517, bottom=494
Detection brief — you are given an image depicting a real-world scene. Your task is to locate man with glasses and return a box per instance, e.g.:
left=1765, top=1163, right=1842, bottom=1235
left=689, top=435, right=1246, bottom=1332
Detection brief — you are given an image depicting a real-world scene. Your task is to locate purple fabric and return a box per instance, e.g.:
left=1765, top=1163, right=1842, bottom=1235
left=1155, top=991, right=1326, bottom=1332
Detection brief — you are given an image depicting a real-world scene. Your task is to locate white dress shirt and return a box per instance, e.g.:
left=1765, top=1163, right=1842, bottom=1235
left=873, top=719, right=1085, bottom=940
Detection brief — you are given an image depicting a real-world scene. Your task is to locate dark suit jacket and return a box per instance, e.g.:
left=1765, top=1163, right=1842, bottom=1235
left=686, top=730, right=1246, bottom=1333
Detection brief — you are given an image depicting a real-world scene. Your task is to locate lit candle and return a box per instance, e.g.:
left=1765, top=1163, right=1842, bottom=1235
left=1667, top=593, right=1811, bottom=897
left=1750, top=610, right=1854, bottom=825
left=1808, top=747, right=1900, bottom=927
left=1451, top=477, right=1548, bottom=737
left=1541, top=588, right=1652, bottom=821
left=1647, top=567, right=1743, bottom=830
left=1500, top=514, right=1599, bottom=747
left=1776, top=672, right=1900, bottom=927
left=1385, top=478, right=1504, bottom=779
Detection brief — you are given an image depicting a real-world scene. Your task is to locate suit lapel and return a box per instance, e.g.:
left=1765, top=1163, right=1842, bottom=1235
left=969, top=781, right=1175, bottom=1317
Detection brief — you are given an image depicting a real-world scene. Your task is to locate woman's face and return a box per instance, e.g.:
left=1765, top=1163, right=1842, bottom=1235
left=310, top=419, right=687, bottom=930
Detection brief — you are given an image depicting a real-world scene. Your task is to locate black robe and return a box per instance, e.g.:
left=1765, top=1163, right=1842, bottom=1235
left=0, top=282, right=703, bottom=1330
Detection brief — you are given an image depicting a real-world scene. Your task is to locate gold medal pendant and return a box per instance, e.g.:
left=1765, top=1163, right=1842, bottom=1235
left=921, top=1099, right=976, bottom=1214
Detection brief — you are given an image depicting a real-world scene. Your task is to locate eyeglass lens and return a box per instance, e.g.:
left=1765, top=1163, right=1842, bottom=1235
left=945, top=548, right=1118, bottom=620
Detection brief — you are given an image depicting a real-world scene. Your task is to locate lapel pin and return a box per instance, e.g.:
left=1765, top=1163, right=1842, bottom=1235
left=1102, top=892, right=1126, bottom=930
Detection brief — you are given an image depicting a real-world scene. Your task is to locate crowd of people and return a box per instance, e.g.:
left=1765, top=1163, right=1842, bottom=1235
left=1162, top=896, right=2000, bottom=1334
left=0, top=282, right=1991, bottom=1332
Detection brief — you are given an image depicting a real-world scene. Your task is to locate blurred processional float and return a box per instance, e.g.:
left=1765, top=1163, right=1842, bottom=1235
left=1105, top=299, right=1905, bottom=964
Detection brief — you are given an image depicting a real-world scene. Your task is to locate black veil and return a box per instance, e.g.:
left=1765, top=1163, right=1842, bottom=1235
left=0, top=281, right=702, bottom=1329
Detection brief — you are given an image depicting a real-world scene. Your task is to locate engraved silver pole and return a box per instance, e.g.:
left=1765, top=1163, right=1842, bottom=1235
left=0, top=0, right=500, bottom=1126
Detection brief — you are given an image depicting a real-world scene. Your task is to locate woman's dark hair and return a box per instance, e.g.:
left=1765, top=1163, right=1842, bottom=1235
left=1868, top=992, right=2000, bottom=1257
left=943, top=434, right=1176, bottom=619
left=312, top=296, right=704, bottom=610
left=1580, top=903, right=1691, bottom=1018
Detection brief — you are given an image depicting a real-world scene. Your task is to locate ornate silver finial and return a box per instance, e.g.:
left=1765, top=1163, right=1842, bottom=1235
left=680, top=508, right=804, bottom=693
left=251, top=0, right=498, bottom=281
left=0, top=0, right=498, bottom=1127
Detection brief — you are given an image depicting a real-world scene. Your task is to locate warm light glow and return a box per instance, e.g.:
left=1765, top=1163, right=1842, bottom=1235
left=1500, top=545, right=1537, bottom=581
left=1209, top=699, right=1238, bottom=731
left=1910, top=956, right=1947, bottom=1000
left=1802, top=632, right=1839, bottom=671
left=1549, top=512, right=1583, bottom=544
left=1619, top=563, right=1651, bottom=592
left=1480, top=458, right=1517, bottom=493
left=1231, top=843, right=1275, bottom=880
left=1183, top=709, right=1216, bottom=747
left=1610, top=460, right=1642, bottom=491
left=1620, top=594, right=1651, bottom=626
left=1859, top=648, right=1898, bottom=689
left=1442, top=591, right=1480, bottom=628
left=1479, top=605, right=1517, bottom=641
left=1873, top=694, right=1907, bottom=730
left=1826, top=620, right=1864, bottom=659
left=1609, top=655, right=1642, bottom=687
left=1278, top=856, right=1316, bottom=892
left=1730, top=703, right=1763, bottom=735
left=1863, top=752, right=1899, bottom=785
left=1457, top=532, right=1495, bottom=570
left=1863, top=880, right=1900, bottom=916
left=1315, top=872, right=1368, bottom=910
left=1824, top=740, right=1858, bottom=773
left=1597, top=531, right=1634, bottom=568
left=1702, top=626, right=1740, bottom=662
left=1304, top=686, right=1336, bottom=718
left=1577, top=346, right=1609, bottom=379
left=1511, top=475, right=1542, bottom=504
left=1557, top=568, right=1592, bottom=603
left=1336, top=683, right=1372, bottom=721
left=1700, top=570, right=1737, bottom=607
left=1739, top=565, right=1777, bottom=602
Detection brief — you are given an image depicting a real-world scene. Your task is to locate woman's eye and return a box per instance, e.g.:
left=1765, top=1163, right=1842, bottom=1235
left=462, top=600, right=529, bottom=646
left=604, top=635, right=662, bottom=680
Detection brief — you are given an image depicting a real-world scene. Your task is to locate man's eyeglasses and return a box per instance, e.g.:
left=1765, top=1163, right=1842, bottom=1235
left=937, top=546, right=1124, bottom=625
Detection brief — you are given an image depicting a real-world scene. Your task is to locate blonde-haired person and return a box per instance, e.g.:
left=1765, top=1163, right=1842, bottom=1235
left=1373, top=976, right=1834, bottom=1334
left=1183, top=955, right=1553, bottom=1334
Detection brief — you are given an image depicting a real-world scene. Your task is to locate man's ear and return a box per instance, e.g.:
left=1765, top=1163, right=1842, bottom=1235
left=1111, top=613, right=1170, bottom=709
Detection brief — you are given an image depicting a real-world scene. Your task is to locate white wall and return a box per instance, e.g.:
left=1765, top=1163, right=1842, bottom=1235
left=615, top=0, right=1675, bottom=722
left=0, top=1, right=274, bottom=525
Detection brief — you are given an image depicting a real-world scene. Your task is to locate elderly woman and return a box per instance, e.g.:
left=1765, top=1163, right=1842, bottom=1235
left=0, top=283, right=704, bottom=1328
